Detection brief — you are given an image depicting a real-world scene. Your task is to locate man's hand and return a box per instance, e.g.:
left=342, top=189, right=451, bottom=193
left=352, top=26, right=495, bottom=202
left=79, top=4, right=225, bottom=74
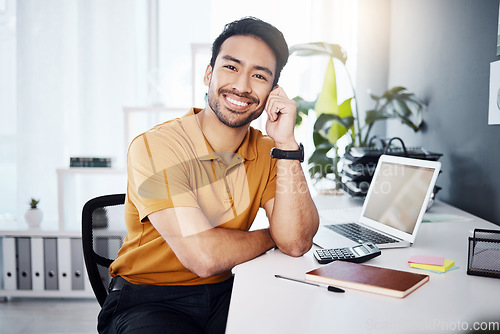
left=265, top=86, right=298, bottom=150
left=263, top=86, right=319, bottom=257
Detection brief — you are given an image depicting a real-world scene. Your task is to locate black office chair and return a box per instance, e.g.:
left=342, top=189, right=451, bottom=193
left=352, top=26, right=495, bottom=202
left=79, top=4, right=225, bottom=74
left=82, top=193, right=126, bottom=306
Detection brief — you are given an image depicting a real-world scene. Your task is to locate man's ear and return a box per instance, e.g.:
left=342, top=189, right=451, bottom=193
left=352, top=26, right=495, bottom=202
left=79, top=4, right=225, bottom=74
left=203, top=64, right=212, bottom=86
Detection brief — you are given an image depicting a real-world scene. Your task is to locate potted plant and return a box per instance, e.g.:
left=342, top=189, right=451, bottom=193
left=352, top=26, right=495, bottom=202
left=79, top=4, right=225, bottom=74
left=290, top=42, right=426, bottom=189
left=25, top=198, right=43, bottom=228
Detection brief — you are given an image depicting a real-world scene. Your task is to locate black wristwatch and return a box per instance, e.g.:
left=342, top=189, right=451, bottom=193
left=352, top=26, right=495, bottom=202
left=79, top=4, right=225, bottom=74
left=270, top=143, right=304, bottom=162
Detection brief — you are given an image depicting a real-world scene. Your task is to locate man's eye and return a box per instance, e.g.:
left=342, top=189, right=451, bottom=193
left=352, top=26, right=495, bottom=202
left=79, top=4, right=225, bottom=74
left=254, top=74, right=267, bottom=81
left=224, top=65, right=236, bottom=71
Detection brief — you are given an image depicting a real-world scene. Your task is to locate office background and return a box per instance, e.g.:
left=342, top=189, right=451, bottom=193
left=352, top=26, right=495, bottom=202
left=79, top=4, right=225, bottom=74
left=0, top=0, right=357, bottom=229
left=1, top=0, right=499, bottom=229
left=356, top=0, right=500, bottom=225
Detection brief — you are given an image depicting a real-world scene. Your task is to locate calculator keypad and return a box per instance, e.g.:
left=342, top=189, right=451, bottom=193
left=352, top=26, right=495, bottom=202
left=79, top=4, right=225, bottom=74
left=313, top=242, right=381, bottom=264
left=316, top=248, right=355, bottom=261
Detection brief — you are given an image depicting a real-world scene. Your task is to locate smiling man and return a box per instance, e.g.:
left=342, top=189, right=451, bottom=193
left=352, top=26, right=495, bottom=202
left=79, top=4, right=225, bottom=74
left=98, top=17, right=319, bottom=334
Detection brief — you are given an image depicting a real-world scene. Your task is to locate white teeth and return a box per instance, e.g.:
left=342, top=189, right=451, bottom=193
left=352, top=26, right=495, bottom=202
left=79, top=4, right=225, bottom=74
left=226, top=96, right=249, bottom=107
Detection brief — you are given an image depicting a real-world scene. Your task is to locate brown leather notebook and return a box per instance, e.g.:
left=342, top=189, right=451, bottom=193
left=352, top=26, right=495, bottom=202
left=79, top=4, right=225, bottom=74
left=305, top=261, right=429, bottom=298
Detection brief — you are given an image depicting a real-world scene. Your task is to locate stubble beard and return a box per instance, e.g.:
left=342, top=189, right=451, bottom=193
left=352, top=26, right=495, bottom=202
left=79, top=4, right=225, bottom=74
left=207, top=88, right=263, bottom=129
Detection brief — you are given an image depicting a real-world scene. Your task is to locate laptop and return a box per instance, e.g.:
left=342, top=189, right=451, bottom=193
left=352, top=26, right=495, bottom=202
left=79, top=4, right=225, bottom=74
left=313, top=154, right=441, bottom=249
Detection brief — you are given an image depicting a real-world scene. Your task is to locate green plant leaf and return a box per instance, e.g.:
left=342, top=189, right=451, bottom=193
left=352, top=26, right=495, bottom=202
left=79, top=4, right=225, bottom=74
left=315, top=58, right=339, bottom=116
left=288, top=41, right=429, bottom=179
left=29, top=198, right=40, bottom=209
left=398, top=113, right=421, bottom=131
left=327, top=122, right=346, bottom=145
left=312, top=130, right=331, bottom=147
left=369, top=92, right=381, bottom=101
left=308, top=149, right=335, bottom=178
left=393, top=96, right=423, bottom=129
left=294, top=96, right=316, bottom=114
left=315, top=114, right=342, bottom=137
left=289, top=42, right=347, bottom=64
left=293, top=96, right=315, bottom=126
left=406, top=94, right=425, bottom=107
left=392, top=98, right=413, bottom=118
left=313, top=111, right=354, bottom=145
left=314, top=113, right=337, bottom=131
left=314, top=100, right=354, bottom=141
left=336, top=98, right=354, bottom=134
left=398, top=116, right=420, bottom=131
left=296, top=113, right=304, bottom=126
left=366, top=86, right=425, bottom=134
left=383, top=86, right=407, bottom=97
left=365, top=109, right=392, bottom=124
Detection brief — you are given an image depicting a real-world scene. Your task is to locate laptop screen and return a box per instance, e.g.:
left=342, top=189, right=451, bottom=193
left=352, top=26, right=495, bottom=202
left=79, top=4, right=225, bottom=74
left=362, top=161, right=436, bottom=234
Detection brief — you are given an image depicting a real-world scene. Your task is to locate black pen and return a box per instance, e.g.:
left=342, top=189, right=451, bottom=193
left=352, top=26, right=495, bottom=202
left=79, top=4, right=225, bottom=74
left=275, top=274, right=345, bottom=293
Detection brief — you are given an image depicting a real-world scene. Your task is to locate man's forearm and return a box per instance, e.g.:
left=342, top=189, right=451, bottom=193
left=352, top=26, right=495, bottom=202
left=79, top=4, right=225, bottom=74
left=150, top=207, right=275, bottom=279
left=269, top=159, right=319, bottom=256
left=188, top=227, right=275, bottom=278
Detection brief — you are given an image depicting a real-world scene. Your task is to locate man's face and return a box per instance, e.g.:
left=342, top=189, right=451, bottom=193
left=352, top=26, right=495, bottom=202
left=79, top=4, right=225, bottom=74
left=204, top=35, right=276, bottom=128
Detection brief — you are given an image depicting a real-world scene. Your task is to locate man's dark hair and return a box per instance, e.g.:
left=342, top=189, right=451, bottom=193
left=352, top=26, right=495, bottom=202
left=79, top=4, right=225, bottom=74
left=210, top=17, right=289, bottom=87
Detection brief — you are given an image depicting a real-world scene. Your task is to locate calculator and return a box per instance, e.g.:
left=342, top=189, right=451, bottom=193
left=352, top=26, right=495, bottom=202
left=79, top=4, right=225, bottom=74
left=314, top=242, right=381, bottom=264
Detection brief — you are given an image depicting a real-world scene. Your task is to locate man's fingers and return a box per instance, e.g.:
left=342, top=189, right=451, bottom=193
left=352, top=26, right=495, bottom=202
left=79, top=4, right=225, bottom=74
left=265, top=86, right=294, bottom=122
left=266, top=100, right=279, bottom=122
left=266, top=97, right=287, bottom=122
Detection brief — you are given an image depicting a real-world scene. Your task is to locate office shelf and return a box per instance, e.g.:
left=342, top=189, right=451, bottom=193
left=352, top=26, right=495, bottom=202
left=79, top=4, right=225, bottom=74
left=2, top=166, right=126, bottom=300
left=0, top=230, right=125, bottom=300
left=0, top=167, right=126, bottom=299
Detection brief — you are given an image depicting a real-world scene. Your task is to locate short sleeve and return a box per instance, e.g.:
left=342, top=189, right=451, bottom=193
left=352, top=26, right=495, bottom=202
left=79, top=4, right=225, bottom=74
left=127, top=132, right=198, bottom=221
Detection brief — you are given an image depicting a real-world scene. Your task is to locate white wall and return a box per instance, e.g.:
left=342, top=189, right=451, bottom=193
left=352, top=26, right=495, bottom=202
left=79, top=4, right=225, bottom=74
left=1, top=0, right=358, bottom=228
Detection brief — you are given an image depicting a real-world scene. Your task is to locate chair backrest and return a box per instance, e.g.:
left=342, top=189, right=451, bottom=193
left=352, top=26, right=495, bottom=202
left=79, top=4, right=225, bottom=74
left=82, top=194, right=126, bottom=306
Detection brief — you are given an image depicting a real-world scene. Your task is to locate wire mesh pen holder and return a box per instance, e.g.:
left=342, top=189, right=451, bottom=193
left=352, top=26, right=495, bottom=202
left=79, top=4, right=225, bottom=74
left=467, top=228, right=500, bottom=279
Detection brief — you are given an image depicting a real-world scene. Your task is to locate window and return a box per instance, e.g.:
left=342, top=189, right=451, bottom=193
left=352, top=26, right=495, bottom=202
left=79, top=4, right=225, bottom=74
left=0, top=0, right=357, bottom=228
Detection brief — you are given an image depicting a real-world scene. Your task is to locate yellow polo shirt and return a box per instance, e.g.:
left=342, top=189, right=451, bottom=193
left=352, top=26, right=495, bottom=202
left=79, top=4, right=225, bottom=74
left=109, top=108, right=277, bottom=285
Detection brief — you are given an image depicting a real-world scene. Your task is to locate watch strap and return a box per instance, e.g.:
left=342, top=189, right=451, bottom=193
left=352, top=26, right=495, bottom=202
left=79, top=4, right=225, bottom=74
left=270, top=143, right=304, bottom=162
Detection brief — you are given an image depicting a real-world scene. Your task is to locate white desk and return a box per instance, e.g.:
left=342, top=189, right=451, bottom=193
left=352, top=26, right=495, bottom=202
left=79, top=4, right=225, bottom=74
left=226, top=196, right=500, bottom=334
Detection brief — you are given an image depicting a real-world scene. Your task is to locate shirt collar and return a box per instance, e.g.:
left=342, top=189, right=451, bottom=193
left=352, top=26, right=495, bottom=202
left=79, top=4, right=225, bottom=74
left=236, top=127, right=256, bottom=161
left=180, top=108, right=257, bottom=162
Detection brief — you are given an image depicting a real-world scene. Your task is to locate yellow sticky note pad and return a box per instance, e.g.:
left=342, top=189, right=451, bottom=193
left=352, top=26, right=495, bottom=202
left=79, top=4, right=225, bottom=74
left=410, top=259, right=455, bottom=272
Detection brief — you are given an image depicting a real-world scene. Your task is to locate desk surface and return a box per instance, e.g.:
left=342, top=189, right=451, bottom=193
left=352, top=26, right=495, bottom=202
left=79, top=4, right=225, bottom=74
left=226, top=196, right=500, bottom=334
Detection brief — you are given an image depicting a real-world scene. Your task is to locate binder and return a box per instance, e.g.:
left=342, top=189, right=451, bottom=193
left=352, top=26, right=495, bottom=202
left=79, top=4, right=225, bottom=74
left=70, top=238, right=85, bottom=290
left=2, top=237, right=17, bottom=290
left=30, top=237, right=45, bottom=291
left=16, top=237, right=32, bottom=290
left=57, top=238, right=72, bottom=291
left=43, top=238, right=59, bottom=290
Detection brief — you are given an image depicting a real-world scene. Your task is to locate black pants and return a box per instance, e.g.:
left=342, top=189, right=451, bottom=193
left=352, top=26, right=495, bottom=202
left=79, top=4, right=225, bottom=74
left=97, top=276, right=234, bottom=334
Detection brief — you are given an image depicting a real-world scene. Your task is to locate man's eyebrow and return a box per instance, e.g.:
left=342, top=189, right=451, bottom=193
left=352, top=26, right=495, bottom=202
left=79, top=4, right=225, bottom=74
left=221, top=55, right=274, bottom=77
left=254, top=65, right=274, bottom=77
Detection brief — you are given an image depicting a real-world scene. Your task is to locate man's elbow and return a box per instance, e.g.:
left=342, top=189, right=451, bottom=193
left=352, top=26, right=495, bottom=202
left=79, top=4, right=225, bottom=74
left=273, top=220, right=319, bottom=257
left=192, top=267, right=216, bottom=279
left=184, top=255, right=221, bottom=279
left=278, top=239, right=313, bottom=257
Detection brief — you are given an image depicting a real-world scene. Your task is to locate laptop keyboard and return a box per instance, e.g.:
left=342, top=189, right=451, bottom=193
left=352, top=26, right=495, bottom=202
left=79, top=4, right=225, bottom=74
left=325, top=223, right=399, bottom=245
